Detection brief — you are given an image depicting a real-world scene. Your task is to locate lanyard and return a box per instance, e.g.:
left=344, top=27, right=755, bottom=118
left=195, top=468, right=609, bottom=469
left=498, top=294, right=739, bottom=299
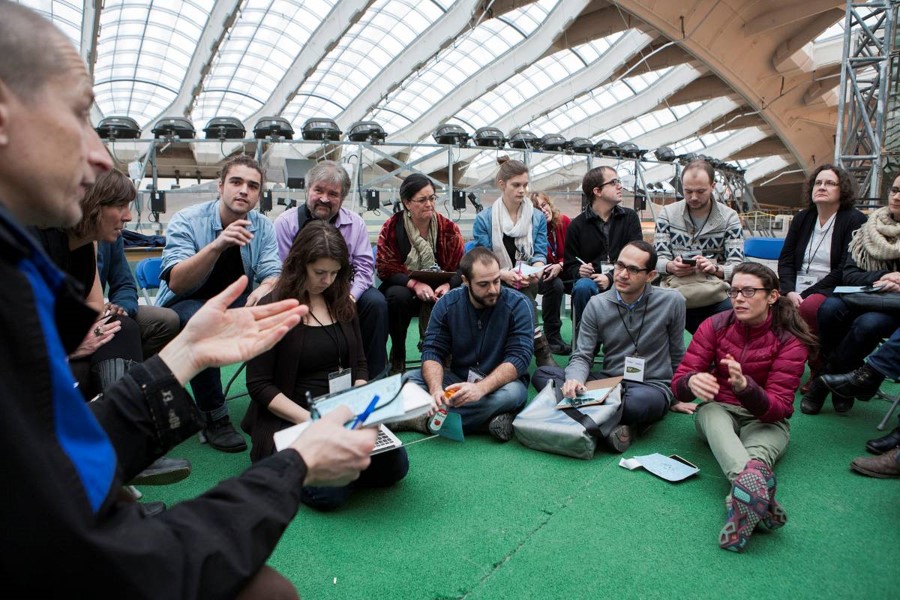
left=687, top=209, right=711, bottom=246
left=309, top=311, right=345, bottom=370
left=615, top=299, right=648, bottom=357
left=802, top=214, right=835, bottom=273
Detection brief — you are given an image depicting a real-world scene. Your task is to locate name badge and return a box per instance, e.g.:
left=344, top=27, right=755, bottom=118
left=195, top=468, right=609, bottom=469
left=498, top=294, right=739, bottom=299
left=328, top=368, right=352, bottom=394
left=796, top=274, right=816, bottom=295
left=467, top=369, right=485, bottom=384
left=624, top=356, right=645, bottom=382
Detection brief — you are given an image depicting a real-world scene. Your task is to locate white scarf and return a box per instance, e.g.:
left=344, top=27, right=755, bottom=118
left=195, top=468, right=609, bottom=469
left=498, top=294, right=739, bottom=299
left=490, top=198, right=534, bottom=271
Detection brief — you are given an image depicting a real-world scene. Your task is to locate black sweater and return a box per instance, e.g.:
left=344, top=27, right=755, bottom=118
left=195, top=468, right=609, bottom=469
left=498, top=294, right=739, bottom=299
left=777, top=206, right=867, bottom=297
left=562, top=204, right=642, bottom=288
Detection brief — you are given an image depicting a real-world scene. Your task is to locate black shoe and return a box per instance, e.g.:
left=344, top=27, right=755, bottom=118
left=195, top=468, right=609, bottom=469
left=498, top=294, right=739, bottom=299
left=821, top=365, right=885, bottom=402
left=488, top=412, right=515, bottom=443
left=548, top=340, right=572, bottom=355
left=831, top=394, right=855, bottom=414
left=128, top=456, right=192, bottom=486
left=139, top=501, right=166, bottom=517
left=604, top=424, right=633, bottom=453
left=866, top=426, right=900, bottom=455
left=201, top=416, right=247, bottom=453
left=800, top=377, right=829, bottom=415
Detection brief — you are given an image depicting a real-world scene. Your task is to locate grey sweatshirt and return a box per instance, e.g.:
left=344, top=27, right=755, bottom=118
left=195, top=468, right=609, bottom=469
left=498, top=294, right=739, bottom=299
left=566, top=285, right=686, bottom=401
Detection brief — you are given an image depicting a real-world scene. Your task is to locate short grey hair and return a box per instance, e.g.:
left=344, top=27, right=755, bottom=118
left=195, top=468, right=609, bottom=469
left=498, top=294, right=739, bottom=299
left=306, top=160, right=351, bottom=200
left=0, top=1, right=69, bottom=100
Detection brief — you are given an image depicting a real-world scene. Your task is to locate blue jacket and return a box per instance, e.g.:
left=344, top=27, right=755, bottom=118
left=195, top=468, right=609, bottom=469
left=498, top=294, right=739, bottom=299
left=472, top=205, right=548, bottom=265
left=155, top=200, right=281, bottom=307
left=97, top=236, right=138, bottom=317
left=421, top=286, right=534, bottom=383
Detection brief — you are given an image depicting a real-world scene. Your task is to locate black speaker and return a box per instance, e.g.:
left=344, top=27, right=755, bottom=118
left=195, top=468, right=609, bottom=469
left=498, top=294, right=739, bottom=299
left=260, top=190, right=273, bottom=213
left=365, top=189, right=380, bottom=211
left=283, top=158, right=316, bottom=189
left=452, top=190, right=466, bottom=210
left=150, top=190, right=166, bottom=213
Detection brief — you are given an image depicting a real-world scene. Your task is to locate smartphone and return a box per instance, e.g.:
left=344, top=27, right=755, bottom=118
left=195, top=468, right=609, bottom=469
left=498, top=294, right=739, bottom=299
left=680, top=256, right=697, bottom=266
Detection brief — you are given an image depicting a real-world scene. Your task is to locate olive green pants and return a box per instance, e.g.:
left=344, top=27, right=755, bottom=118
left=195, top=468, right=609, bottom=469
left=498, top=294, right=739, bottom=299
left=694, top=401, right=790, bottom=482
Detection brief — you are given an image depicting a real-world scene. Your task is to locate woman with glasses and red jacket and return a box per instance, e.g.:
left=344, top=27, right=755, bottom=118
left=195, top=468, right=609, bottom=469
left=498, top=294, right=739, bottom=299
left=670, top=262, right=816, bottom=554
left=376, top=174, right=464, bottom=374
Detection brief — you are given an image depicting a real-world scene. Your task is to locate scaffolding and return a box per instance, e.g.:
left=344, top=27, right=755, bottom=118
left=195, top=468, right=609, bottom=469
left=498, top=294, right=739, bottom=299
left=834, top=0, right=900, bottom=200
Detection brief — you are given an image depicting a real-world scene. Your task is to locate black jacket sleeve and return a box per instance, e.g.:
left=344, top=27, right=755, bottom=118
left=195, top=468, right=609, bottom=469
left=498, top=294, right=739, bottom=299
left=778, top=210, right=806, bottom=294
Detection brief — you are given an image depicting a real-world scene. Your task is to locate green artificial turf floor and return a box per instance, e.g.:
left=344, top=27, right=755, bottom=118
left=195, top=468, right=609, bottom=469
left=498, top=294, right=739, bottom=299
left=140, top=320, right=900, bottom=600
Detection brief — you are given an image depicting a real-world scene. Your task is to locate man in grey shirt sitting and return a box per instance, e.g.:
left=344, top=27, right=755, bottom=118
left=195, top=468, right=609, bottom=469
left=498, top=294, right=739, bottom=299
left=532, top=240, right=686, bottom=451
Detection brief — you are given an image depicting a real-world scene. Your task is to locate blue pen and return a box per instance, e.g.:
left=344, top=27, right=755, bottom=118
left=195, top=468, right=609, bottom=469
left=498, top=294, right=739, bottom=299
left=348, top=394, right=380, bottom=430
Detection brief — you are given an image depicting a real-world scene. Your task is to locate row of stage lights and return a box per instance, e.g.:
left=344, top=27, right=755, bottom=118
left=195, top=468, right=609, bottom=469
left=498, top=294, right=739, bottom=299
left=96, top=115, right=745, bottom=176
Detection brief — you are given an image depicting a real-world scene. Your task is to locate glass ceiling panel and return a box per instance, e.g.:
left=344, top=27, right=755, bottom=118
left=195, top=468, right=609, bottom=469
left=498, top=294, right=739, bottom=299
left=16, top=1, right=82, bottom=51
left=367, top=0, right=556, bottom=137
left=283, top=0, right=444, bottom=129
left=194, top=0, right=331, bottom=124
left=90, top=0, right=212, bottom=126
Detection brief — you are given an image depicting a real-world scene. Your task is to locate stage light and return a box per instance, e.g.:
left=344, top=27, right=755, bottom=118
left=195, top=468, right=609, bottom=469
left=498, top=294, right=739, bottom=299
left=567, top=137, right=594, bottom=154
left=540, top=134, right=567, bottom=151
left=204, top=117, right=246, bottom=140
left=593, top=139, right=621, bottom=157
left=433, top=124, right=470, bottom=147
left=508, top=129, right=538, bottom=150
left=96, top=116, right=141, bottom=140
left=347, top=121, right=386, bottom=144
left=654, top=146, right=676, bottom=162
left=301, top=117, right=341, bottom=142
left=151, top=117, right=195, bottom=140
left=474, top=127, right=505, bottom=148
left=253, top=117, right=294, bottom=140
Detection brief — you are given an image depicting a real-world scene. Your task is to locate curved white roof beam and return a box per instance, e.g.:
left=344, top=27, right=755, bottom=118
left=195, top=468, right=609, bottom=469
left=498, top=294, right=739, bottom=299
left=390, top=0, right=593, bottom=144
left=243, top=0, right=374, bottom=128
left=140, top=0, right=242, bottom=138
left=335, top=0, right=482, bottom=130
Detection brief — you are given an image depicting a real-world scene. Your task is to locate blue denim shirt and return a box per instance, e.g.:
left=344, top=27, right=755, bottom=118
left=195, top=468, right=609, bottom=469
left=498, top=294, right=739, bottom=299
left=155, top=200, right=281, bottom=307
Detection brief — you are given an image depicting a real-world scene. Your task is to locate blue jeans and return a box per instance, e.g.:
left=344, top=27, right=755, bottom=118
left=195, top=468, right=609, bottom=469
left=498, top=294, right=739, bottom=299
left=168, top=293, right=248, bottom=422
left=868, top=327, right=900, bottom=380
left=818, top=297, right=900, bottom=371
left=301, top=446, right=409, bottom=511
left=403, top=369, right=527, bottom=432
left=532, top=366, right=669, bottom=427
left=571, top=277, right=600, bottom=331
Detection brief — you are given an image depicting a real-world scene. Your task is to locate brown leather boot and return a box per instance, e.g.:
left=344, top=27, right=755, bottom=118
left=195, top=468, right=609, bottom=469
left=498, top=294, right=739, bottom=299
left=533, top=330, right=557, bottom=368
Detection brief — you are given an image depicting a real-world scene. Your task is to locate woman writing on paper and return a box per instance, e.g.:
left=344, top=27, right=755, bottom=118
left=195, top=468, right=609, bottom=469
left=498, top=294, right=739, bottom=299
left=802, top=172, right=900, bottom=415
left=671, top=263, right=816, bottom=553
left=376, top=173, right=464, bottom=374
left=245, top=220, right=409, bottom=510
left=472, top=158, right=554, bottom=366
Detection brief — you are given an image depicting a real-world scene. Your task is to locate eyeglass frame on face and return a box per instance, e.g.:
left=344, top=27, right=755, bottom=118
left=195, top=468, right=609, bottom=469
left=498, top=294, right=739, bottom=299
left=599, top=178, right=622, bottom=189
left=813, top=179, right=840, bottom=188
left=889, top=187, right=900, bottom=195
left=614, top=260, right=650, bottom=275
left=409, top=194, right=438, bottom=204
left=726, top=287, right=771, bottom=298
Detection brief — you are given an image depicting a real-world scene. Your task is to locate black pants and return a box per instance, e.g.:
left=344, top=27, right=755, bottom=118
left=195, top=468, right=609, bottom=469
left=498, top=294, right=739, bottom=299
left=382, top=283, right=430, bottom=364
left=538, top=276, right=565, bottom=340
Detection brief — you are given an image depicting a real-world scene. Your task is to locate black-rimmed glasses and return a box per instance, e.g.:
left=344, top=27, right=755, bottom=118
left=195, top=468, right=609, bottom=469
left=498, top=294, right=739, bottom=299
left=614, top=261, right=650, bottom=275
left=409, top=194, right=437, bottom=204
left=726, top=287, right=771, bottom=298
left=601, top=178, right=622, bottom=188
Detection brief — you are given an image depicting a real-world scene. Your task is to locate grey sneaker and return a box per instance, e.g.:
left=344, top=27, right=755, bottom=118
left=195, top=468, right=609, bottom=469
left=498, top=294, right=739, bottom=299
left=201, top=416, right=247, bottom=453
left=488, top=412, right=515, bottom=443
left=604, top=424, right=633, bottom=453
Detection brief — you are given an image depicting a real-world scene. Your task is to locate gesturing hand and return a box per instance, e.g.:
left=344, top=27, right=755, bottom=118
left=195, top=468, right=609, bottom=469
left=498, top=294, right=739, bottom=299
left=215, top=219, right=254, bottom=251
left=158, top=276, right=306, bottom=385
left=688, top=372, right=720, bottom=402
left=721, top=354, right=747, bottom=392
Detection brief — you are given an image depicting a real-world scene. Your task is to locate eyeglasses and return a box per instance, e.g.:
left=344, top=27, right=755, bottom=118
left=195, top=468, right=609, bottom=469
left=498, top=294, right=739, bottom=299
left=601, top=178, right=622, bottom=188
left=614, top=261, right=650, bottom=275
left=890, top=187, right=900, bottom=195
left=726, top=287, right=771, bottom=298
left=813, top=179, right=839, bottom=188
left=409, top=194, right=437, bottom=204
